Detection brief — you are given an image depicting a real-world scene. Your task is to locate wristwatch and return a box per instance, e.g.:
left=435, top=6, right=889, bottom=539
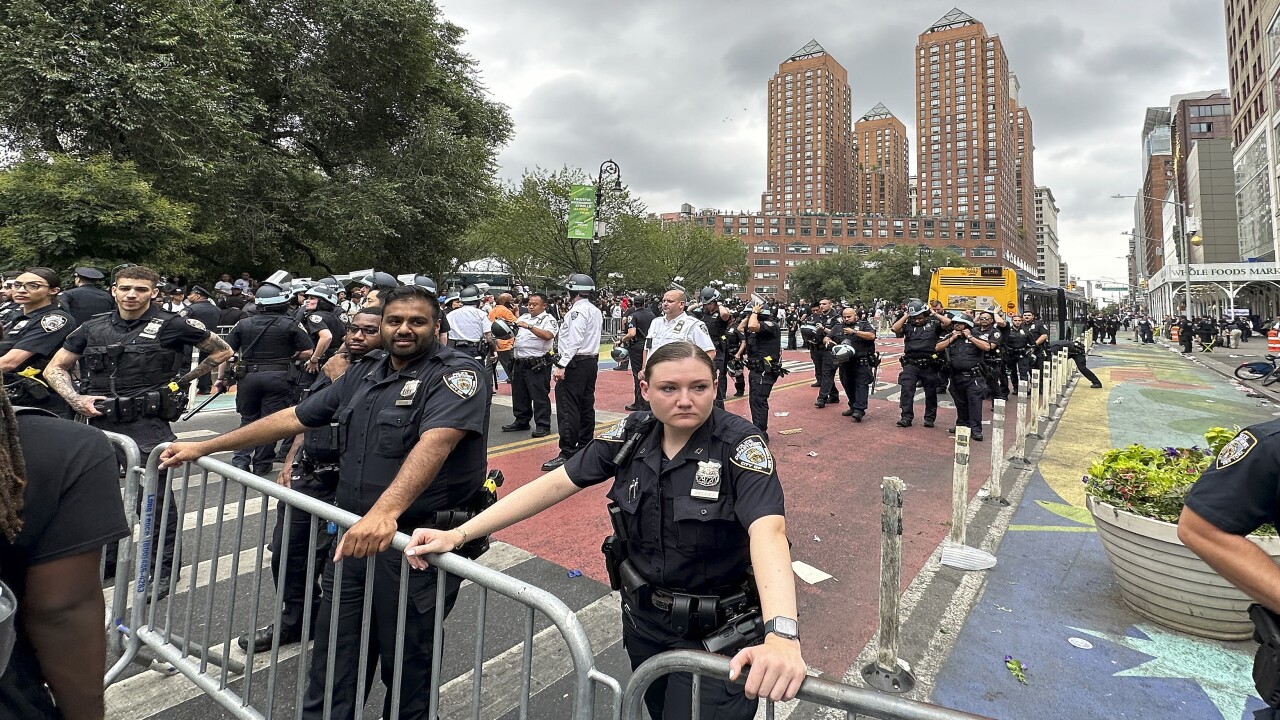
left=764, top=616, right=799, bottom=641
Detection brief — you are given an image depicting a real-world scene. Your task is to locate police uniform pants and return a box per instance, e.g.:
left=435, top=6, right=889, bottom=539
left=714, top=350, right=730, bottom=407
left=1004, top=353, right=1031, bottom=394
left=511, top=359, right=552, bottom=431
left=555, top=356, right=598, bottom=456
left=1071, top=355, right=1102, bottom=386
left=232, top=371, right=295, bottom=471
left=949, top=371, right=985, bottom=431
left=816, top=350, right=840, bottom=402
left=195, top=349, right=213, bottom=394
left=301, top=549, right=463, bottom=720
left=809, top=346, right=826, bottom=389
left=628, top=347, right=648, bottom=409
left=985, top=360, right=1008, bottom=399
left=838, top=362, right=874, bottom=413
left=622, top=600, right=756, bottom=720
left=897, top=362, right=939, bottom=422
left=496, top=348, right=514, bottom=382
left=269, top=470, right=337, bottom=636
left=276, top=368, right=314, bottom=461
left=746, top=368, right=780, bottom=434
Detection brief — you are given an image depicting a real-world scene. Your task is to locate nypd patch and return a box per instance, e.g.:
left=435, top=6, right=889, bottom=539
left=443, top=370, right=479, bottom=399
left=599, top=419, right=627, bottom=442
left=1217, top=430, right=1258, bottom=469
left=40, top=314, right=68, bottom=332
left=185, top=318, right=207, bottom=331
left=309, top=314, right=323, bottom=324
left=731, top=435, right=774, bottom=474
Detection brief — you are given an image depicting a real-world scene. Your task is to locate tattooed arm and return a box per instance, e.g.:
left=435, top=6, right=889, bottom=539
left=177, top=333, right=233, bottom=385
left=44, top=349, right=108, bottom=417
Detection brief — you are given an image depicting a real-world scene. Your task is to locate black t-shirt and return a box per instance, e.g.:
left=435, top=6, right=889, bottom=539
left=0, top=413, right=128, bottom=720
left=300, top=311, right=346, bottom=360
left=1184, top=420, right=1280, bottom=535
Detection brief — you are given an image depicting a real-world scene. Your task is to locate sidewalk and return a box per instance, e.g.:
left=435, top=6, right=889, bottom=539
left=925, top=338, right=1274, bottom=719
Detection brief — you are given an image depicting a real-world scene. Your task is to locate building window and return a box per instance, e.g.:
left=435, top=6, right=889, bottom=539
left=787, top=242, right=812, bottom=254
left=753, top=243, right=779, bottom=253
left=972, top=245, right=997, bottom=257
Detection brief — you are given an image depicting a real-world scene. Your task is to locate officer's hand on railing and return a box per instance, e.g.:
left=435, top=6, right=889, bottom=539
left=334, top=510, right=398, bottom=561
left=159, top=441, right=208, bottom=469
left=276, top=467, right=292, bottom=488
left=71, top=394, right=109, bottom=418
left=403, top=528, right=464, bottom=570
left=729, top=634, right=806, bottom=702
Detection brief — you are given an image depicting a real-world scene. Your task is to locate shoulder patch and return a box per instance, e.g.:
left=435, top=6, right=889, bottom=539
left=731, top=435, right=774, bottom=474
left=697, top=321, right=708, bottom=334
left=1217, top=430, right=1258, bottom=469
left=40, top=314, right=68, bottom=332
left=309, top=314, right=323, bottom=324
left=598, top=419, right=627, bottom=442
left=443, top=369, right=480, bottom=399
left=185, top=318, right=207, bottom=331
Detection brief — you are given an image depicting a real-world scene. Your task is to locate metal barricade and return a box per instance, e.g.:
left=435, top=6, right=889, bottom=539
left=602, top=316, right=625, bottom=339
left=110, top=446, right=621, bottom=719
left=102, top=431, right=144, bottom=662
left=621, top=649, right=992, bottom=720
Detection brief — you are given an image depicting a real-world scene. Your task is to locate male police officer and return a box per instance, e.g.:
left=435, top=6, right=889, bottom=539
left=696, top=287, right=736, bottom=407
left=740, top=302, right=785, bottom=442
left=892, top=298, right=951, bottom=428
left=972, top=310, right=1007, bottom=400
left=502, top=292, right=558, bottom=438
left=180, top=285, right=223, bottom=394
left=161, top=284, right=489, bottom=720
left=1021, top=310, right=1050, bottom=364
left=811, top=299, right=844, bottom=408
left=941, top=313, right=992, bottom=441
left=620, top=293, right=655, bottom=411
left=1002, top=313, right=1034, bottom=396
left=642, top=289, right=716, bottom=373
left=44, top=265, right=232, bottom=586
left=220, top=275, right=314, bottom=474
left=835, top=306, right=877, bottom=422
left=58, top=267, right=115, bottom=326
left=543, top=274, right=604, bottom=471
left=239, top=307, right=383, bottom=653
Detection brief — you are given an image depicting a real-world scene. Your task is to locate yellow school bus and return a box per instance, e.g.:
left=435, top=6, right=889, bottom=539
left=929, top=266, right=1019, bottom=316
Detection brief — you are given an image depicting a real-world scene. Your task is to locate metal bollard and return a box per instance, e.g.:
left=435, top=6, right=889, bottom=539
left=949, top=426, right=971, bottom=546
left=861, top=476, right=915, bottom=694
left=982, top=400, right=1009, bottom=505
left=1011, top=386, right=1031, bottom=466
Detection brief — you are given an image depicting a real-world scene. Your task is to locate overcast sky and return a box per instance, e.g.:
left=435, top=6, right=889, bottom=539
left=436, top=0, right=1229, bottom=285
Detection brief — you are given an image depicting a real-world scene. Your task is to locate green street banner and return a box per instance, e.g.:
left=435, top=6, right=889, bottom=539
left=567, top=185, right=596, bottom=240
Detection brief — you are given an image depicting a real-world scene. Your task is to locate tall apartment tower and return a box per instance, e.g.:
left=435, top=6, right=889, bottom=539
left=1137, top=106, right=1174, bottom=275
left=1224, top=0, right=1280, bottom=261
left=1010, top=76, right=1036, bottom=251
left=761, top=40, right=856, bottom=215
left=915, top=9, right=1033, bottom=271
left=854, top=103, right=911, bottom=215
left=1034, top=187, right=1061, bottom=286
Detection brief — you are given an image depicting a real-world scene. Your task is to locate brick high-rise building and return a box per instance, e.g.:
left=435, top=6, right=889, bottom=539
left=1137, top=106, right=1174, bottom=275
left=1170, top=91, right=1231, bottom=208
left=1011, top=76, right=1036, bottom=254
left=915, top=9, right=1035, bottom=273
left=854, top=103, right=910, bottom=215
left=761, top=40, right=856, bottom=215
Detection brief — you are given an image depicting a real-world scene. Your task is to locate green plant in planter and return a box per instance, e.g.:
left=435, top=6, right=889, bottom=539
left=1083, top=426, right=1275, bottom=536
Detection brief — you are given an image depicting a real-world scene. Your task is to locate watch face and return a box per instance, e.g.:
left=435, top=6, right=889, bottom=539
left=769, top=616, right=799, bottom=638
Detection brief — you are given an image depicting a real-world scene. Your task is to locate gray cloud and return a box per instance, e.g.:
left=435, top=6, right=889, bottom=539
left=440, top=1, right=1230, bottom=282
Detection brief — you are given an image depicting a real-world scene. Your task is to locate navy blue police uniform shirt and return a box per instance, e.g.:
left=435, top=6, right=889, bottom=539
left=1, top=304, right=77, bottom=361
left=0, top=413, right=128, bottom=720
left=1184, top=419, right=1280, bottom=535
left=294, top=342, right=489, bottom=528
left=564, top=407, right=785, bottom=593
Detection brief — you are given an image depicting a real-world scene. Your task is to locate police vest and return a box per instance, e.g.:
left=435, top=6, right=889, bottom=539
left=746, top=321, right=781, bottom=361
left=949, top=338, right=983, bottom=370
left=1003, top=327, right=1030, bottom=350
left=975, top=327, right=1002, bottom=360
left=81, top=312, right=185, bottom=398
left=903, top=319, right=943, bottom=357
left=705, top=313, right=729, bottom=351
left=240, top=313, right=301, bottom=363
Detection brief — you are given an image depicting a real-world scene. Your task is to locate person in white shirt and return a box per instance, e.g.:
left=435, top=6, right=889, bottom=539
left=640, top=289, right=716, bottom=375
left=542, top=274, right=603, bottom=471
left=214, top=273, right=235, bottom=296
left=160, top=287, right=188, bottom=313
left=501, top=292, right=559, bottom=438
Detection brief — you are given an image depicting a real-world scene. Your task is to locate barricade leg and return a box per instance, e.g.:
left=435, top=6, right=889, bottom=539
left=982, top=399, right=1009, bottom=505
left=861, top=476, right=915, bottom=693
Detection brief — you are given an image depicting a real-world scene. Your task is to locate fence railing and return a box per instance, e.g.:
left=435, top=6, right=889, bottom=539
left=621, top=649, right=992, bottom=719
left=106, top=447, right=622, bottom=719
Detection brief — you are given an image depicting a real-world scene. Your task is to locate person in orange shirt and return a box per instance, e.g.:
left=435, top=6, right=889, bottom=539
left=489, top=293, right=519, bottom=385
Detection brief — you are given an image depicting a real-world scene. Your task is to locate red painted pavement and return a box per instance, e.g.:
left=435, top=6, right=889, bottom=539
left=487, top=340, right=1017, bottom=676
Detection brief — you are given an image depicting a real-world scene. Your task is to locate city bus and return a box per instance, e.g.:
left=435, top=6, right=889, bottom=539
left=929, top=266, right=1088, bottom=341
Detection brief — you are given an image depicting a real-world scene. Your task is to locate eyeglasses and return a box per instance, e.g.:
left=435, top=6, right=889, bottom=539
left=10, top=281, right=49, bottom=291
left=348, top=326, right=381, bottom=335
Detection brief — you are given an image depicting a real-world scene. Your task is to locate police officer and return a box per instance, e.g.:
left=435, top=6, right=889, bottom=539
left=941, top=313, right=993, bottom=441
left=356, top=270, right=399, bottom=310
left=1002, top=313, right=1034, bottom=396
left=180, top=285, right=223, bottom=395
left=501, top=292, right=558, bottom=438
left=1137, top=314, right=1155, bottom=344
left=620, top=292, right=655, bottom=411
left=239, top=307, right=384, bottom=653
left=892, top=298, right=951, bottom=428
left=1196, top=315, right=1219, bottom=352
left=1176, top=314, right=1194, bottom=353
left=722, top=311, right=747, bottom=398
left=445, top=285, right=492, bottom=360
left=811, top=299, right=843, bottom=408
left=1106, top=314, right=1121, bottom=345
left=1021, top=310, right=1051, bottom=365
left=161, top=284, right=490, bottom=720
left=219, top=274, right=314, bottom=474
left=695, top=287, right=736, bottom=407
left=739, top=301, right=785, bottom=443
left=58, top=267, right=115, bottom=325
left=0, top=274, right=21, bottom=328
left=0, top=269, right=78, bottom=419
left=972, top=310, right=1007, bottom=400
left=45, top=265, right=232, bottom=588
left=642, top=289, right=716, bottom=373
left=299, top=283, right=347, bottom=374
left=835, top=306, right=877, bottom=422
left=543, top=274, right=604, bottom=471
left=404, top=341, right=807, bottom=720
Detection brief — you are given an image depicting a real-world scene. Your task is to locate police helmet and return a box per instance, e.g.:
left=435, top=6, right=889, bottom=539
left=412, top=275, right=438, bottom=294
left=699, top=286, right=720, bottom=305
left=690, top=305, right=704, bottom=319
left=443, top=291, right=461, bottom=305
left=726, top=356, right=744, bottom=373
left=952, top=312, right=976, bottom=329
left=799, top=322, right=819, bottom=343
left=359, top=271, right=399, bottom=290
left=906, top=298, right=929, bottom=317
left=610, top=346, right=629, bottom=363
left=564, top=273, right=596, bottom=294
left=830, top=343, right=856, bottom=365
left=254, top=282, right=290, bottom=307
left=490, top=318, right=514, bottom=340
left=304, top=285, right=337, bottom=310
left=459, top=285, right=482, bottom=305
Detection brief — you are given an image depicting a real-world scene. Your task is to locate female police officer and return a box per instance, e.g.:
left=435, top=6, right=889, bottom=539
left=404, top=340, right=806, bottom=719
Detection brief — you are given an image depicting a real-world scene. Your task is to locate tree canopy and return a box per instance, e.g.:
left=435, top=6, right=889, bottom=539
left=0, top=0, right=512, bottom=277
left=786, top=245, right=967, bottom=305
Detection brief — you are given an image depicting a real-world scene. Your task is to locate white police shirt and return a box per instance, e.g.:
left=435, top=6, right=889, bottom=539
left=513, top=312, right=558, bottom=359
left=646, top=312, right=715, bottom=356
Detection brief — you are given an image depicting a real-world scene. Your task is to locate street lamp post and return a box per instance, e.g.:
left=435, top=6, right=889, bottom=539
left=592, top=159, right=622, bottom=282
left=1112, top=194, right=1198, bottom=318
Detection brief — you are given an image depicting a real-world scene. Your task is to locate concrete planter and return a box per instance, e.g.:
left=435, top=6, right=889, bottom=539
left=1088, top=496, right=1280, bottom=641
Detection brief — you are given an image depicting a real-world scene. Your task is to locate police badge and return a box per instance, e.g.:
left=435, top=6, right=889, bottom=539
left=309, top=314, right=323, bottom=324
left=691, top=460, right=722, bottom=500
left=396, top=379, right=421, bottom=406
left=444, top=370, right=479, bottom=398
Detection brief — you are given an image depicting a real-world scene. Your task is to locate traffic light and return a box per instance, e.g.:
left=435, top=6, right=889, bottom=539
left=1067, top=282, right=1076, bottom=291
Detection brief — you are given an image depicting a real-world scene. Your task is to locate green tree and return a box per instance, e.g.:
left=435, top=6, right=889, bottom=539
left=859, top=246, right=967, bottom=303
left=786, top=254, right=866, bottom=305
left=0, top=154, right=203, bottom=272
left=615, top=219, right=748, bottom=295
left=0, top=0, right=511, bottom=277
